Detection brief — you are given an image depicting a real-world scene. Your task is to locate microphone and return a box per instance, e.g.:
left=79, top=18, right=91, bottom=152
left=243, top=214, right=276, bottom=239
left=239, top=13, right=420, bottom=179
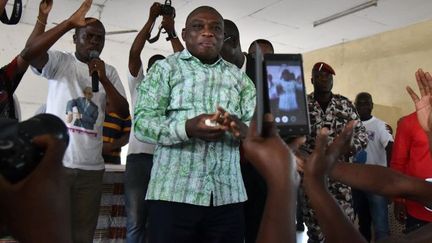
left=89, top=50, right=100, bottom=92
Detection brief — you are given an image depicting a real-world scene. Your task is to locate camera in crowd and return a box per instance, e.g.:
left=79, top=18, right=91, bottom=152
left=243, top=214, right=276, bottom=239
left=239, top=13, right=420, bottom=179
left=160, top=0, right=175, bottom=17
left=0, top=0, right=22, bottom=25
left=0, top=113, right=69, bottom=183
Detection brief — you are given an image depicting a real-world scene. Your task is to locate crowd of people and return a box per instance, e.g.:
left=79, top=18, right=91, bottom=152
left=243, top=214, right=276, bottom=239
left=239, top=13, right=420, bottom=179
left=0, top=0, right=432, bottom=243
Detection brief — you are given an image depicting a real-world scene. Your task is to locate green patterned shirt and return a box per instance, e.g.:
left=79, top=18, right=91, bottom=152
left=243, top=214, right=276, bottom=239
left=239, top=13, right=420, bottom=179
left=134, top=50, right=256, bottom=206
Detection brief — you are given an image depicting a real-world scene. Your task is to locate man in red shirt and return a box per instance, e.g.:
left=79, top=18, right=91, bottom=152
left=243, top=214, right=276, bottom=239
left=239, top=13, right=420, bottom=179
left=391, top=111, right=432, bottom=232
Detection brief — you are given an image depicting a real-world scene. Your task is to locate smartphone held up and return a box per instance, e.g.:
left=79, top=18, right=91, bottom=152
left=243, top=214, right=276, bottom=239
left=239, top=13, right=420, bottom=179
left=254, top=46, right=310, bottom=138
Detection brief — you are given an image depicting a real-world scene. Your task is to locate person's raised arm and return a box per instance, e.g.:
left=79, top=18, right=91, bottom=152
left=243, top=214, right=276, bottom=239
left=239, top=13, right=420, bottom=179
left=161, top=15, right=184, bottom=53
left=406, top=68, right=432, bottom=150
left=303, top=121, right=367, bottom=243
left=15, top=0, right=53, bottom=73
left=242, top=113, right=298, bottom=243
left=20, top=0, right=92, bottom=70
left=330, top=163, right=432, bottom=209
left=87, top=58, right=130, bottom=118
left=129, top=2, right=160, bottom=77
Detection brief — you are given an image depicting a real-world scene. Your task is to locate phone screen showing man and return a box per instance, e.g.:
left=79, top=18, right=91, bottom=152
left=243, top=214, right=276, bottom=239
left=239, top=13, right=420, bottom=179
left=263, top=54, right=310, bottom=136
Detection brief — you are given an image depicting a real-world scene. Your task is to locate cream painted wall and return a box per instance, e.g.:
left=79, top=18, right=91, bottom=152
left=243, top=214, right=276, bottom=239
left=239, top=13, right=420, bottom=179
left=302, top=19, right=432, bottom=130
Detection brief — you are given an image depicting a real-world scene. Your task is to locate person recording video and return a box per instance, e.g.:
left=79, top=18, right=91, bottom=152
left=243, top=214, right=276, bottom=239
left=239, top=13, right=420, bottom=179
left=0, top=113, right=71, bottom=243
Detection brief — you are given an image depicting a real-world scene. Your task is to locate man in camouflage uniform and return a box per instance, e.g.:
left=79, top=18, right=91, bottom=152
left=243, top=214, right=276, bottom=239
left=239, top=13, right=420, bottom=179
left=300, top=62, right=368, bottom=243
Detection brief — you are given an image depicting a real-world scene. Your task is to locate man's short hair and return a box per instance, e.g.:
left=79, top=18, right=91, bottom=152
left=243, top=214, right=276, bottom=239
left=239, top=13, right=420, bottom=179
left=248, top=39, right=274, bottom=53
left=75, top=17, right=105, bottom=35
left=185, top=6, right=223, bottom=26
left=223, top=19, right=240, bottom=40
left=356, top=92, right=373, bottom=102
left=147, top=54, right=165, bottom=71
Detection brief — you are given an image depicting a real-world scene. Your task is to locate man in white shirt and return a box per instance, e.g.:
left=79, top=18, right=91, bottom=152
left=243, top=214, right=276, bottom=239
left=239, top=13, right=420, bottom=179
left=353, top=92, right=393, bottom=242
left=21, top=1, right=129, bottom=241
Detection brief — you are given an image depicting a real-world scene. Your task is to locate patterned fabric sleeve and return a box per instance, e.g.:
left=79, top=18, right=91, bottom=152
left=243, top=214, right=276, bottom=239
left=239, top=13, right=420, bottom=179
left=133, top=62, right=189, bottom=145
left=345, top=98, right=369, bottom=155
left=239, top=72, right=256, bottom=125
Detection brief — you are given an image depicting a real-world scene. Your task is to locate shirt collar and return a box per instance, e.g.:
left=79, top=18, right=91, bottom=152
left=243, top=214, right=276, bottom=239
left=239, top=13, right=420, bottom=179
left=179, top=49, right=223, bottom=66
left=240, top=54, right=247, bottom=73
left=309, top=92, right=334, bottom=101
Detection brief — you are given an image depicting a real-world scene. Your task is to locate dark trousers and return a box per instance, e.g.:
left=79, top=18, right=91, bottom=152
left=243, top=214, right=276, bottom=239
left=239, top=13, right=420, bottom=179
left=147, top=200, right=245, bottom=243
left=241, top=163, right=267, bottom=243
left=64, top=168, right=104, bottom=243
left=124, top=153, right=153, bottom=243
left=352, top=189, right=389, bottom=242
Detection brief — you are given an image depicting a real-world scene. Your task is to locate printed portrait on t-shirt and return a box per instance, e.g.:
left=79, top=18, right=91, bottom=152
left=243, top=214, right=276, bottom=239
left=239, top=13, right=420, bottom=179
left=65, top=86, right=98, bottom=130
left=367, top=130, right=375, bottom=141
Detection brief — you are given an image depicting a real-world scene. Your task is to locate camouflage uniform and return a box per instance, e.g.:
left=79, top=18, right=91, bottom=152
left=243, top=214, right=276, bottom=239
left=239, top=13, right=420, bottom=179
left=301, top=92, right=368, bottom=243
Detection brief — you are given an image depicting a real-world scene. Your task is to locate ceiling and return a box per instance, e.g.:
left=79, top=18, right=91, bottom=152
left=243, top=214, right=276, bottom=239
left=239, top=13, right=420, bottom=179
left=9, top=0, right=432, bottom=54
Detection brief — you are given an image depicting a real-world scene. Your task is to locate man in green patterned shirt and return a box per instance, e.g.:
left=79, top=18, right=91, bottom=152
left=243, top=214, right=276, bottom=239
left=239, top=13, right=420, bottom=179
left=133, top=5, right=255, bottom=243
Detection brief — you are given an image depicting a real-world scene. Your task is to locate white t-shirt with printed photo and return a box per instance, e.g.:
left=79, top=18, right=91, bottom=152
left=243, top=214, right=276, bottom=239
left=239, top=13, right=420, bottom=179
left=32, top=50, right=126, bottom=170
left=362, top=116, right=394, bottom=167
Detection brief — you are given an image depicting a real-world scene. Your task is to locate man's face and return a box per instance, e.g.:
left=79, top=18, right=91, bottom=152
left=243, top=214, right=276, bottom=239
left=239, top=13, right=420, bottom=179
left=182, top=10, right=224, bottom=64
left=74, top=20, right=105, bottom=63
left=355, top=95, right=373, bottom=119
left=220, top=25, right=236, bottom=62
left=282, top=70, right=291, bottom=81
left=312, top=71, right=333, bottom=93
left=83, top=87, right=93, bottom=100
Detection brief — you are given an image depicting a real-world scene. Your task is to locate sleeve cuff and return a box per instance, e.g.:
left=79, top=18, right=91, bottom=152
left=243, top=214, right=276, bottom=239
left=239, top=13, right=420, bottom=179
left=175, top=119, right=190, bottom=142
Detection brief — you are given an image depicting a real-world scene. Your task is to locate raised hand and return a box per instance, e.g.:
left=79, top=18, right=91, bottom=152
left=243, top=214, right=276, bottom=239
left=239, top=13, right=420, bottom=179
left=303, top=120, right=356, bottom=180
left=243, top=112, right=298, bottom=243
left=162, top=15, right=175, bottom=33
left=149, top=2, right=161, bottom=22
left=242, top=113, right=299, bottom=187
left=406, top=68, right=432, bottom=132
left=302, top=121, right=366, bottom=243
left=39, top=0, right=53, bottom=16
left=68, top=0, right=92, bottom=28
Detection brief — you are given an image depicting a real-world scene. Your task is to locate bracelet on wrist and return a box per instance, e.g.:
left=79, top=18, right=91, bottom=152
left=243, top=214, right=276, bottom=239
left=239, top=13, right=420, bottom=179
left=37, top=17, right=47, bottom=26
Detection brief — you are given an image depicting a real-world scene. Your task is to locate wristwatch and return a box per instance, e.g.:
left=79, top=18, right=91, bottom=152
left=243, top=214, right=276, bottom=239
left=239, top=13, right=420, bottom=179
left=166, top=31, right=178, bottom=41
